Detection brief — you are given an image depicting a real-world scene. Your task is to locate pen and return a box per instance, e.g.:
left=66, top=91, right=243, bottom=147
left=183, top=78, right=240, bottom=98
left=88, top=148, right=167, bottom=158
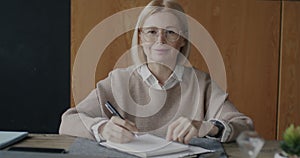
left=104, top=101, right=139, bottom=137
left=105, top=101, right=124, bottom=120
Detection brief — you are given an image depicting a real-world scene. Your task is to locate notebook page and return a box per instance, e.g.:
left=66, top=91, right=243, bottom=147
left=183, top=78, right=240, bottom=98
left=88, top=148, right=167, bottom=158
left=100, top=134, right=189, bottom=157
left=152, top=145, right=214, bottom=158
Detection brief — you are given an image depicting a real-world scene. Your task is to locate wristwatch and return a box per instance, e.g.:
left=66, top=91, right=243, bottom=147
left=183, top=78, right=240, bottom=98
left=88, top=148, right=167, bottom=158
left=211, top=120, right=224, bottom=138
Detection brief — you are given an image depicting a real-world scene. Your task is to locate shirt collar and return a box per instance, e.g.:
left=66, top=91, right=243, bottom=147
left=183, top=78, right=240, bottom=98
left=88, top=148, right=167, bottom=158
left=138, top=64, right=184, bottom=83
left=172, top=64, right=184, bottom=82
left=138, top=64, right=184, bottom=89
left=139, top=64, right=153, bottom=82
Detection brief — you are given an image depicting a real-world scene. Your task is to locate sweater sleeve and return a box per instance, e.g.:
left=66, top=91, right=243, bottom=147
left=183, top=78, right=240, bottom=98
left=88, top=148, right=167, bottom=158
left=205, top=80, right=254, bottom=142
left=217, top=100, right=254, bottom=142
left=59, top=89, right=108, bottom=140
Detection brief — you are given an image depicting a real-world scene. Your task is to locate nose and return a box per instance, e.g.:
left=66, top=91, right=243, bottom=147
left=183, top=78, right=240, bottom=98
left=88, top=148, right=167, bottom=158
left=156, top=30, right=166, bottom=44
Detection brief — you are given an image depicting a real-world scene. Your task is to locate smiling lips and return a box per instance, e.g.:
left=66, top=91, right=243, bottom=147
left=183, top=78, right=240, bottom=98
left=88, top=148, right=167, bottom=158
left=153, top=48, right=169, bottom=51
left=152, top=46, right=170, bottom=52
left=152, top=48, right=170, bottom=55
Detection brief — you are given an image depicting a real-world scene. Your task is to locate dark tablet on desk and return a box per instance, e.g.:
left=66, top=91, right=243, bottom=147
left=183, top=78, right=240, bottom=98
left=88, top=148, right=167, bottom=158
left=0, top=131, right=28, bottom=149
left=8, top=147, right=67, bottom=154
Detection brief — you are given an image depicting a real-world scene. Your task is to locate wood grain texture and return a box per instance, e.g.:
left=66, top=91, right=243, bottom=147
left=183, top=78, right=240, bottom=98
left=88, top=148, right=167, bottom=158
left=71, top=0, right=280, bottom=139
left=70, top=0, right=150, bottom=107
left=10, top=134, right=75, bottom=150
left=278, top=1, right=300, bottom=139
left=180, top=0, right=280, bottom=140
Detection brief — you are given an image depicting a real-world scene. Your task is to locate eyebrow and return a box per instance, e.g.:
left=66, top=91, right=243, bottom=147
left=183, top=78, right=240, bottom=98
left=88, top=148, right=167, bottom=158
left=141, top=26, right=180, bottom=30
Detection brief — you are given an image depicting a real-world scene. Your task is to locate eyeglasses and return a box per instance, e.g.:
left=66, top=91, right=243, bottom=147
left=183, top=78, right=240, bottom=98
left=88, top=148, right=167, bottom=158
left=140, top=27, right=182, bottom=43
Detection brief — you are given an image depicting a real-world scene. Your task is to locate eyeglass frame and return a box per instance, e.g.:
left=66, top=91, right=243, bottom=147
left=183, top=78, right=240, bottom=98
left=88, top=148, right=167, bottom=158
left=139, top=26, right=184, bottom=43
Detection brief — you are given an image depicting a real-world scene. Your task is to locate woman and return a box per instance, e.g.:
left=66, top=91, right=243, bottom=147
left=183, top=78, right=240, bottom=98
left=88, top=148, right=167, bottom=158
left=59, top=0, right=253, bottom=144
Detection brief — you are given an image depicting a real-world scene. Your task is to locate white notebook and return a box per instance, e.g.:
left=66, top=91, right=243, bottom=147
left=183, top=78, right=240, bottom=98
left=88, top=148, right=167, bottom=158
left=0, top=131, right=28, bottom=149
left=100, top=134, right=189, bottom=157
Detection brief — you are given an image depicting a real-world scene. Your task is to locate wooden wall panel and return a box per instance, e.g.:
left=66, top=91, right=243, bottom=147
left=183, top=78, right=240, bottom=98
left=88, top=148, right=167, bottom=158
left=70, top=0, right=150, bottom=108
left=278, top=1, right=300, bottom=139
left=71, top=0, right=281, bottom=139
left=180, top=0, right=280, bottom=140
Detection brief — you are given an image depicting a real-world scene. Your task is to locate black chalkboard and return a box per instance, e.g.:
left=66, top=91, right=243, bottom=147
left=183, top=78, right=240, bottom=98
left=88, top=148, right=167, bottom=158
left=0, top=0, right=70, bottom=133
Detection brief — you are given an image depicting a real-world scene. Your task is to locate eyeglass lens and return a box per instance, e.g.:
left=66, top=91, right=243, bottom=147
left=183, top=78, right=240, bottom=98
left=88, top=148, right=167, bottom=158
left=141, top=27, right=181, bottom=43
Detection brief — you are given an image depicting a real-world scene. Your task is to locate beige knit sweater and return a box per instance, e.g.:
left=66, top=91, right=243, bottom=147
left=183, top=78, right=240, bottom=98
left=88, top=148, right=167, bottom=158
left=59, top=66, right=253, bottom=142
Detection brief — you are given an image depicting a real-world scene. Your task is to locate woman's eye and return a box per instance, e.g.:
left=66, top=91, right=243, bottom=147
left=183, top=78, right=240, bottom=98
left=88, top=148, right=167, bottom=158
left=166, top=30, right=176, bottom=35
left=147, top=30, right=157, bottom=34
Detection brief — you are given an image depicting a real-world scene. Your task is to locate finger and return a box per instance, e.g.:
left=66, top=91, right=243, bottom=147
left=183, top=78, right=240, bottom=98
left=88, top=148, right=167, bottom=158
left=172, top=125, right=184, bottom=142
left=191, top=120, right=202, bottom=129
left=126, top=119, right=137, bottom=127
left=103, top=120, right=134, bottom=143
left=166, top=119, right=181, bottom=141
left=126, top=120, right=138, bottom=132
left=110, top=130, right=133, bottom=143
left=107, top=131, right=132, bottom=143
left=111, top=116, right=138, bottom=132
left=184, top=127, right=198, bottom=144
left=175, top=123, right=191, bottom=143
left=103, top=129, right=126, bottom=143
left=171, top=118, right=190, bottom=140
left=108, top=126, right=134, bottom=143
left=198, top=121, right=214, bottom=137
left=112, top=121, right=135, bottom=140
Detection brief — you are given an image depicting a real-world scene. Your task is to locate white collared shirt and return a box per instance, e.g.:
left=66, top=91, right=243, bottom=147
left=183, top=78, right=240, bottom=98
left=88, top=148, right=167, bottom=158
left=137, top=64, right=184, bottom=90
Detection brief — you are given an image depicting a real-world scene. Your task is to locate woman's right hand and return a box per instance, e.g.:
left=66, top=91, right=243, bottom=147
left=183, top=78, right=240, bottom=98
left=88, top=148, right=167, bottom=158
left=99, top=116, right=138, bottom=143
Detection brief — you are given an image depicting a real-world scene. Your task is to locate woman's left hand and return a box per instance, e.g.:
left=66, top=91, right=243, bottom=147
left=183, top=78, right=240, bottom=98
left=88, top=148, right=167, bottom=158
left=166, top=117, right=201, bottom=144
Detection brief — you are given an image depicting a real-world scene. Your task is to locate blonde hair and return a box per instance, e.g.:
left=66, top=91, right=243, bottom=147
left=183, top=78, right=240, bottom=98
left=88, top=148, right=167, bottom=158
left=131, top=0, right=190, bottom=65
